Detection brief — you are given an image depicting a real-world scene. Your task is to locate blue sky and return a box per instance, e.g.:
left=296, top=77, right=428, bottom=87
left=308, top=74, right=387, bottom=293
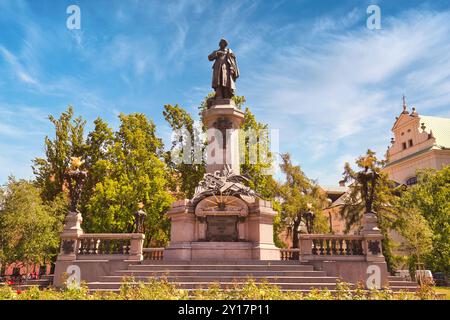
left=1, top=0, right=450, bottom=186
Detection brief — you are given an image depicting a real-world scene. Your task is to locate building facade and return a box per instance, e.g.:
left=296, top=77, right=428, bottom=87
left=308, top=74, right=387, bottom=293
left=383, top=97, right=450, bottom=185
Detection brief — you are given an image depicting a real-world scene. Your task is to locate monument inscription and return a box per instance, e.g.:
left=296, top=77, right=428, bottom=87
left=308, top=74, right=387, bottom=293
left=206, top=216, right=238, bottom=242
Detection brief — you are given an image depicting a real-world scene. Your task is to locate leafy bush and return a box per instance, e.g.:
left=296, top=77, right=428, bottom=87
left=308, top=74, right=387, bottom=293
left=0, top=278, right=441, bottom=300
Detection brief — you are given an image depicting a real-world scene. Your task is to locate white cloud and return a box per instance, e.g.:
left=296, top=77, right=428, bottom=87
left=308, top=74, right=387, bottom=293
left=239, top=9, right=450, bottom=184
left=0, top=45, right=39, bottom=86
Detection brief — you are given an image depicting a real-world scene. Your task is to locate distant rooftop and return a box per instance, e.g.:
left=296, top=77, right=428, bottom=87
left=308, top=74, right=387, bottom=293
left=321, top=185, right=349, bottom=194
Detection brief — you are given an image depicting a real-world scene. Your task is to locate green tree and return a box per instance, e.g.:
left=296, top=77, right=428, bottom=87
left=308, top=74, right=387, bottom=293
left=163, top=104, right=205, bottom=199
left=86, top=113, right=173, bottom=246
left=0, top=178, right=64, bottom=269
left=394, top=208, right=433, bottom=276
left=341, top=150, right=399, bottom=270
left=240, top=108, right=278, bottom=199
left=277, top=153, right=329, bottom=248
left=80, top=118, right=114, bottom=229
left=32, top=106, right=86, bottom=202
left=396, top=166, right=450, bottom=279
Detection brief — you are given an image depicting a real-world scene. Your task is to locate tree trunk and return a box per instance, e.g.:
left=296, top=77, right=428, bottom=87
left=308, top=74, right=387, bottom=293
left=292, top=219, right=300, bottom=249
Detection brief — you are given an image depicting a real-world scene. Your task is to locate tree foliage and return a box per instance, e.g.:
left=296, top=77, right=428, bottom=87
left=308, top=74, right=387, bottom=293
left=32, top=108, right=174, bottom=247
left=394, top=208, right=433, bottom=275
left=395, top=166, right=450, bottom=278
left=163, top=104, right=205, bottom=199
left=240, top=108, right=278, bottom=199
left=0, top=178, right=64, bottom=267
left=32, top=106, right=86, bottom=203
left=277, top=153, right=330, bottom=248
left=341, top=150, right=399, bottom=270
left=85, top=113, right=174, bottom=246
left=341, top=150, right=398, bottom=231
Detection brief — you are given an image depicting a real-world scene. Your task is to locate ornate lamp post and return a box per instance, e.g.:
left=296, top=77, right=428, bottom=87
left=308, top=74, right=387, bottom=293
left=61, top=157, right=87, bottom=237
left=134, top=202, right=147, bottom=234
left=58, top=157, right=87, bottom=260
left=304, top=203, right=315, bottom=234
left=65, top=157, right=88, bottom=213
left=358, top=155, right=384, bottom=260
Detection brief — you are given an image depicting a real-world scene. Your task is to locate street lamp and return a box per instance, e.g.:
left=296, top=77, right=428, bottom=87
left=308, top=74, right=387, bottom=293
left=304, top=203, right=315, bottom=234
left=134, top=202, right=147, bottom=234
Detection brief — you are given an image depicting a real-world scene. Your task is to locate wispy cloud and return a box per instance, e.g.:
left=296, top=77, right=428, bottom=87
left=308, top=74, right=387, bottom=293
left=0, top=1, right=449, bottom=186
left=0, top=45, right=39, bottom=85
left=241, top=9, right=450, bottom=184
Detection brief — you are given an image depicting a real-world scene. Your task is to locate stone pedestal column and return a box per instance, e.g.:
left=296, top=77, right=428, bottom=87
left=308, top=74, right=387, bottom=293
left=202, top=99, right=244, bottom=175
left=247, top=199, right=280, bottom=260
left=362, top=212, right=385, bottom=262
left=129, top=233, right=146, bottom=261
left=164, top=200, right=196, bottom=260
left=57, top=211, right=84, bottom=261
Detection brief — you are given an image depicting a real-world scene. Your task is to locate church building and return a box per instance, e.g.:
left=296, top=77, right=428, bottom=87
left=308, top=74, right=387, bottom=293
left=383, top=97, right=450, bottom=185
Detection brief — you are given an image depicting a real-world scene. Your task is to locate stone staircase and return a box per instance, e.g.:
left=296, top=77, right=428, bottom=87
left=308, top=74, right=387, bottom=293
left=87, top=260, right=339, bottom=292
left=387, top=275, right=419, bottom=292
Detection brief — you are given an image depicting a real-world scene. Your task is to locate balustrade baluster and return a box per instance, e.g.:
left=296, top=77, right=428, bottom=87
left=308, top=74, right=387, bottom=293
left=86, top=239, right=92, bottom=255
left=319, top=239, right=324, bottom=255
left=312, top=240, right=318, bottom=255
left=331, top=239, right=337, bottom=255
left=125, top=240, right=130, bottom=254
left=338, top=239, right=344, bottom=255
left=325, top=239, right=331, bottom=255
left=356, top=240, right=363, bottom=255
left=345, top=239, right=351, bottom=255
left=94, top=239, right=100, bottom=254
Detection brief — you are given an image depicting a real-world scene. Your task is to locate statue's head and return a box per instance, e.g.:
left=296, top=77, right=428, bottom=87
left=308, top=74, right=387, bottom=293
left=219, top=38, right=228, bottom=49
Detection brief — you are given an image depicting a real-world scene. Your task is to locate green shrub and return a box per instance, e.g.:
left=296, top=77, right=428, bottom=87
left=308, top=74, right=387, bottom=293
left=0, top=284, right=16, bottom=300
left=0, top=278, right=441, bottom=300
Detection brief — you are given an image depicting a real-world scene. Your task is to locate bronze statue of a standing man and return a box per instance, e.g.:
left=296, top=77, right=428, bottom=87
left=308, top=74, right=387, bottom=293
left=208, top=38, right=239, bottom=99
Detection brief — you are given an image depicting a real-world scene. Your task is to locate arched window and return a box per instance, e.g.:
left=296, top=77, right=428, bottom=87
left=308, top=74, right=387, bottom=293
left=406, top=176, right=417, bottom=186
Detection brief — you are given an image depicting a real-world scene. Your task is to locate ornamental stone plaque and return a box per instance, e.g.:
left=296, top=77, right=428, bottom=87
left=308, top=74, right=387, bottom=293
left=206, top=215, right=238, bottom=242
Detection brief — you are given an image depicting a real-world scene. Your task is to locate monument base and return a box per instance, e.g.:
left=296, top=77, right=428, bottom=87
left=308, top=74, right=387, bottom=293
left=165, top=197, right=280, bottom=261
left=164, top=241, right=280, bottom=261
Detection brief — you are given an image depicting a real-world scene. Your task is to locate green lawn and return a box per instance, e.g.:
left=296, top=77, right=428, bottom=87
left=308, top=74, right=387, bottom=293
left=434, top=287, right=450, bottom=300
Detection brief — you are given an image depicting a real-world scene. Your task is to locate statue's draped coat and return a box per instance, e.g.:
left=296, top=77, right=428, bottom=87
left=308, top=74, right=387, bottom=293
left=208, top=48, right=239, bottom=94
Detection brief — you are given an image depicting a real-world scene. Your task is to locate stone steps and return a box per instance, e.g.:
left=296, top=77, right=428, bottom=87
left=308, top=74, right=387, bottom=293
left=88, top=281, right=338, bottom=291
left=100, top=275, right=338, bottom=284
left=85, top=261, right=420, bottom=293
left=87, top=260, right=336, bottom=291
left=127, top=264, right=314, bottom=271
left=113, top=270, right=326, bottom=277
left=139, top=260, right=304, bottom=265
left=387, top=275, right=418, bottom=291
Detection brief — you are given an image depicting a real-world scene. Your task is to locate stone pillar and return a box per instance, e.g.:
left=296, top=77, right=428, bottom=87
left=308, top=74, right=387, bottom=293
left=164, top=200, right=195, bottom=260
left=247, top=199, right=280, bottom=260
left=362, top=211, right=389, bottom=288
left=202, top=99, right=245, bottom=175
left=362, top=212, right=385, bottom=262
left=129, top=233, right=145, bottom=261
left=57, top=211, right=84, bottom=261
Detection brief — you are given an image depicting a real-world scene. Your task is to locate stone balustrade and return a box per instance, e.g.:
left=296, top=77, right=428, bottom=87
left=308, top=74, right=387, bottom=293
left=59, top=233, right=145, bottom=261
left=301, top=234, right=364, bottom=257
left=143, top=248, right=165, bottom=260
left=280, top=248, right=301, bottom=261
left=281, top=233, right=384, bottom=262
